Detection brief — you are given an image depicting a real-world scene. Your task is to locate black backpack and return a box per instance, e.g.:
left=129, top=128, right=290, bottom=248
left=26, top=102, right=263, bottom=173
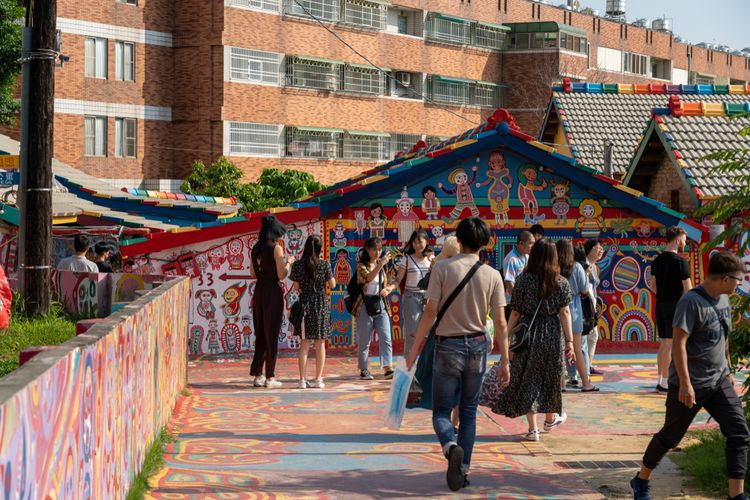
left=580, top=292, right=597, bottom=336
left=344, top=271, right=361, bottom=314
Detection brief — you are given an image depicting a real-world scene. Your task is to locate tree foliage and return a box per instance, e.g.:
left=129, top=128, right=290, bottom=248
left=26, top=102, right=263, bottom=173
left=181, top=157, right=325, bottom=213
left=696, top=114, right=750, bottom=418
left=0, top=0, right=23, bottom=126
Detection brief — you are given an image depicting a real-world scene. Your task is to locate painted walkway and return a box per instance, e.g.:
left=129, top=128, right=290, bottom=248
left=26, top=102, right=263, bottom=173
left=147, top=354, right=720, bottom=499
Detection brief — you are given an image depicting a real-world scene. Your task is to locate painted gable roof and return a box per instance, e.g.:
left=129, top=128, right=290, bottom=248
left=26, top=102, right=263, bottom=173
left=625, top=98, right=750, bottom=200
left=542, top=80, right=750, bottom=175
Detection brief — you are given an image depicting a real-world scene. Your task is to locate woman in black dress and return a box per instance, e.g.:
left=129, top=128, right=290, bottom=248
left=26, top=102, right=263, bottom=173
left=290, top=235, right=335, bottom=389
left=249, top=215, right=294, bottom=388
left=490, top=239, right=575, bottom=441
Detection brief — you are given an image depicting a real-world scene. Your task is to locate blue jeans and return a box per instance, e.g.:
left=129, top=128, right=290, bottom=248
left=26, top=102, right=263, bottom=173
left=432, top=335, right=488, bottom=472
left=566, top=332, right=589, bottom=379
left=401, top=291, right=425, bottom=356
left=356, top=304, right=392, bottom=371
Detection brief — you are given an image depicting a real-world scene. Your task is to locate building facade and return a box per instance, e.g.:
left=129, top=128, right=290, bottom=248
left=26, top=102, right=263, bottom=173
left=40, top=0, right=750, bottom=186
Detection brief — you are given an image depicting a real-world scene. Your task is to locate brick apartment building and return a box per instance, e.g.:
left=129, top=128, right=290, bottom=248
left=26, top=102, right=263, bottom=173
left=13, top=0, right=750, bottom=186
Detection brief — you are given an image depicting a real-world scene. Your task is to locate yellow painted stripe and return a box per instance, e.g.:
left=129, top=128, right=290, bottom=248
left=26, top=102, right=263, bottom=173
left=169, top=226, right=199, bottom=233
left=448, top=139, right=478, bottom=150
left=729, top=84, right=746, bottom=94
left=702, top=102, right=725, bottom=117
left=529, top=140, right=556, bottom=154
left=359, top=175, right=388, bottom=185
left=614, top=184, right=643, bottom=197
left=81, top=210, right=102, bottom=217
left=53, top=216, right=78, bottom=225
left=618, top=83, right=635, bottom=94
left=92, top=193, right=112, bottom=198
left=269, top=206, right=294, bottom=213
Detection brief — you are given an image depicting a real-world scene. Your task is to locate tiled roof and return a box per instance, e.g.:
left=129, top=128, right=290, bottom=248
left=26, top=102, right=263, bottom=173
left=630, top=98, right=750, bottom=199
left=122, top=188, right=238, bottom=206
left=547, top=81, right=750, bottom=174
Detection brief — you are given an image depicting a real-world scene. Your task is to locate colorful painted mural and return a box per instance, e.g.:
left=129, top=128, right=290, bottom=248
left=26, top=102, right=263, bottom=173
left=0, top=276, right=189, bottom=499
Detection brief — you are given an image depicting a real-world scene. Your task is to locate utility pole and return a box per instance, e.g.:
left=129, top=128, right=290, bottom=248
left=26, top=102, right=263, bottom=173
left=18, top=0, right=56, bottom=315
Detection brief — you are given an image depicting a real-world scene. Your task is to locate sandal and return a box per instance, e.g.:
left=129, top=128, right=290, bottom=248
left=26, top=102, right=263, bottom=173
left=581, top=386, right=600, bottom=392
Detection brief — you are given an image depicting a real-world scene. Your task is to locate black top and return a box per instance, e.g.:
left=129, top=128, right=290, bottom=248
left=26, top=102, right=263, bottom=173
left=96, top=260, right=113, bottom=273
left=651, top=251, right=690, bottom=302
left=252, top=242, right=279, bottom=282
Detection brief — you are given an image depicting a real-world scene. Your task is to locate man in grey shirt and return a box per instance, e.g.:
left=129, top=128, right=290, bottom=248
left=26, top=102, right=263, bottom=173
left=631, top=251, right=749, bottom=500
left=57, top=235, right=99, bottom=273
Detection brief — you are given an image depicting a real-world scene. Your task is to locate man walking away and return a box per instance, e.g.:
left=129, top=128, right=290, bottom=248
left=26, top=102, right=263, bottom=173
left=503, top=230, right=534, bottom=320
left=406, top=217, right=509, bottom=492
left=631, top=251, right=748, bottom=500
left=651, top=227, right=692, bottom=392
left=57, top=235, right=99, bottom=273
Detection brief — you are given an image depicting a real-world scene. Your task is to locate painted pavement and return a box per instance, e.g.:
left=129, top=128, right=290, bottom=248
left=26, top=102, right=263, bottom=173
left=147, top=354, right=724, bottom=499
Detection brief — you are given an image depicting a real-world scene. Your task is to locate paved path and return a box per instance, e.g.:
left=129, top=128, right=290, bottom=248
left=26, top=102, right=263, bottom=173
left=147, top=354, right=720, bottom=499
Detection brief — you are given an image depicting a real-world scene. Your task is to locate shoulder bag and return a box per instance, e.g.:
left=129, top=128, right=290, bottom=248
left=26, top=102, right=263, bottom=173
left=363, top=269, right=385, bottom=316
left=692, top=287, right=730, bottom=338
left=508, top=298, right=542, bottom=353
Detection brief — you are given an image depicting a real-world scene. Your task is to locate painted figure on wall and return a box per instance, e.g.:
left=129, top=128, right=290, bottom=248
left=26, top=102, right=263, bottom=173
left=196, top=289, right=217, bottom=320
left=240, top=315, right=253, bottom=349
left=287, top=227, right=304, bottom=257
left=368, top=203, right=386, bottom=238
left=576, top=199, right=606, bottom=238
left=333, top=220, right=347, bottom=247
left=549, top=180, right=571, bottom=225
left=634, top=221, right=655, bottom=238
left=421, top=185, right=441, bottom=220
left=392, top=186, right=420, bottom=244
left=221, top=323, right=241, bottom=353
left=208, top=246, right=225, bottom=271
left=195, top=252, right=209, bottom=275
left=334, top=249, right=351, bottom=285
left=222, top=282, right=247, bottom=322
left=439, top=165, right=479, bottom=223
left=190, top=325, right=204, bottom=355
left=476, top=149, right=513, bottom=228
left=207, top=319, right=220, bottom=354
left=430, top=223, right=446, bottom=247
left=227, top=239, right=245, bottom=270
left=354, top=209, right=367, bottom=238
left=517, top=163, right=548, bottom=224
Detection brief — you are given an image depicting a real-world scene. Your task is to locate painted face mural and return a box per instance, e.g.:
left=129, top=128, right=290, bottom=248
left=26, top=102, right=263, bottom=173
left=477, top=149, right=513, bottom=228
left=549, top=180, right=571, bottom=225
left=439, top=165, right=479, bottom=223
left=421, top=186, right=441, bottom=221
left=575, top=199, right=606, bottom=238
left=354, top=209, right=367, bottom=238
left=391, top=186, right=419, bottom=244
left=222, top=282, right=247, bottom=322
left=368, top=203, right=386, bottom=239
left=226, top=239, right=245, bottom=270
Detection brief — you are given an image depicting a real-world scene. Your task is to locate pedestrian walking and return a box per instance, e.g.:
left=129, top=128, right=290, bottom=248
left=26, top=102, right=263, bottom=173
left=353, top=237, right=395, bottom=380
left=651, top=227, right=692, bottom=392
left=396, top=229, right=434, bottom=356
left=57, top=235, right=99, bottom=272
left=503, top=230, right=535, bottom=320
left=249, top=215, right=294, bottom=389
left=583, top=239, right=604, bottom=374
left=406, top=218, right=509, bottom=491
left=490, top=238, right=575, bottom=442
left=630, top=251, right=748, bottom=500
left=290, top=235, right=335, bottom=389
left=93, top=242, right=114, bottom=272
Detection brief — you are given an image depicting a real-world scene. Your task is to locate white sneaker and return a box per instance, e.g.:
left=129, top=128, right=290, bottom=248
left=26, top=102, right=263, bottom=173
left=523, top=429, right=540, bottom=442
left=543, top=412, right=567, bottom=432
left=298, top=379, right=308, bottom=389
left=265, top=378, right=282, bottom=388
left=310, top=378, right=325, bottom=389
left=253, top=375, right=266, bottom=387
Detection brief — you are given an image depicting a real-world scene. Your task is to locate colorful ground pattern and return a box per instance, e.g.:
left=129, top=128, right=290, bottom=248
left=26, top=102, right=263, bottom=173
left=148, top=354, right=723, bottom=499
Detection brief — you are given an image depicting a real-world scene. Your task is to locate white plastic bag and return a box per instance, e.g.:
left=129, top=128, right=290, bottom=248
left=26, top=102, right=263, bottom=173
left=384, top=358, right=416, bottom=430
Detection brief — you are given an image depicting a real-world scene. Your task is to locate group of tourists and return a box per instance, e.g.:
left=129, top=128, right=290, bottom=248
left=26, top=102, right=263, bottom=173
left=57, top=234, right=114, bottom=273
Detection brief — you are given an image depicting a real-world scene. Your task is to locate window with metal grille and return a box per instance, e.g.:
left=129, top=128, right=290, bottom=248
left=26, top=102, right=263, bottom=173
left=115, top=118, right=137, bottom=158
left=229, top=122, right=282, bottom=156
left=471, top=83, right=502, bottom=108
left=341, top=65, right=384, bottom=94
left=84, top=116, right=107, bottom=156
left=342, top=132, right=388, bottom=160
left=226, top=0, right=280, bottom=12
left=230, top=48, right=282, bottom=84
left=85, top=37, right=107, bottom=79
left=116, top=0, right=137, bottom=4
left=115, top=41, right=135, bottom=81
left=389, top=71, right=422, bottom=99
left=427, top=76, right=469, bottom=106
left=389, top=133, right=421, bottom=158
left=283, top=0, right=339, bottom=22
left=286, top=128, right=339, bottom=158
left=623, top=52, right=648, bottom=75
left=473, top=23, right=507, bottom=50
left=285, top=57, right=339, bottom=90
left=341, top=0, right=386, bottom=29
left=426, top=14, right=471, bottom=45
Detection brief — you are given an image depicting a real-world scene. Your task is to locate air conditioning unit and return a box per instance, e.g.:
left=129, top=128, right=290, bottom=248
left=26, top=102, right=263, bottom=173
left=395, top=72, right=412, bottom=87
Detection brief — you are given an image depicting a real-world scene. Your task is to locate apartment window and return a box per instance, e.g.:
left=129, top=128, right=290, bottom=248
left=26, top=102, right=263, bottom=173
left=115, top=118, right=137, bottom=158
left=623, top=52, right=648, bottom=75
left=670, top=190, right=680, bottom=212
left=342, top=131, right=388, bottom=160
left=471, top=82, right=503, bottom=108
left=226, top=0, right=280, bottom=12
left=427, top=76, right=505, bottom=108
left=230, top=48, right=282, bottom=84
left=650, top=57, right=672, bottom=80
left=84, top=38, right=107, bottom=79
left=341, top=64, right=384, bottom=95
left=283, top=0, right=339, bottom=22
left=389, top=70, right=422, bottom=99
left=285, top=56, right=338, bottom=90
left=694, top=74, right=715, bottom=85
left=84, top=116, right=107, bottom=157
left=473, top=22, right=507, bottom=50
left=286, top=127, right=340, bottom=158
left=228, top=122, right=282, bottom=156
left=116, top=0, right=137, bottom=4
left=426, top=13, right=471, bottom=45
left=341, top=0, right=386, bottom=30
left=387, top=8, right=423, bottom=37
left=559, top=32, right=587, bottom=54
left=115, top=41, right=135, bottom=81
left=389, top=133, right=421, bottom=158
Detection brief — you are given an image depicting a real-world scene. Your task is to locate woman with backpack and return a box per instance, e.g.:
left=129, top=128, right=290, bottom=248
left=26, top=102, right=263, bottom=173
left=395, top=229, right=434, bottom=356
left=353, top=237, right=395, bottom=380
left=290, top=235, right=336, bottom=389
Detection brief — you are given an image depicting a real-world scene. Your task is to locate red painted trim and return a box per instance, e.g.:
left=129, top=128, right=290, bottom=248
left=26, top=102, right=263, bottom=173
left=426, top=148, right=451, bottom=158
left=509, top=129, right=534, bottom=142
left=592, top=173, right=618, bottom=185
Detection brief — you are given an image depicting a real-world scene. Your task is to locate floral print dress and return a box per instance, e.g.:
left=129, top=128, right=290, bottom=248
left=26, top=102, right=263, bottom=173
left=290, top=260, right=333, bottom=340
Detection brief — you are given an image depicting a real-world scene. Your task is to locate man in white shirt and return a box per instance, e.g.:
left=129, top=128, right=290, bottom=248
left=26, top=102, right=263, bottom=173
left=57, top=235, right=99, bottom=273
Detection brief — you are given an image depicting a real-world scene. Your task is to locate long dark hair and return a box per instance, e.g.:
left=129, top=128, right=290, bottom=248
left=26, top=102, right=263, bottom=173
left=359, top=237, right=382, bottom=266
left=526, top=238, right=560, bottom=299
left=302, top=235, right=322, bottom=280
left=402, top=229, right=431, bottom=255
left=556, top=239, right=575, bottom=279
left=252, top=215, right=287, bottom=259
left=573, top=246, right=589, bottom=271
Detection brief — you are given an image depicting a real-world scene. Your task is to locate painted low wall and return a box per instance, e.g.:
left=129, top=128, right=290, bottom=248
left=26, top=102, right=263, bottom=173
left=0, top=275, right=190, bottom=499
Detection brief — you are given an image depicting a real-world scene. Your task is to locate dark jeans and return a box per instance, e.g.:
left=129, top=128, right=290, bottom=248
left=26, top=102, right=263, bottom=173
left=643, top=376, right=749, bottom=479
left=432, top=335, right=488, bottom=472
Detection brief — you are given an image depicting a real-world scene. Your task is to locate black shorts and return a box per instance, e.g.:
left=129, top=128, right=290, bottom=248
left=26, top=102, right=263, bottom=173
left=655, top=301, right=678, bottom=340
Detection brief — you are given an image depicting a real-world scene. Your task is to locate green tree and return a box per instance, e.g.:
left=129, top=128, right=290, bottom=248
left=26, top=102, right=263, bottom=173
left=181, top=157, right=325, bottom=213
left=696, top=113, right=750, bottom=418
left=0, top=0, right=23, bottom=126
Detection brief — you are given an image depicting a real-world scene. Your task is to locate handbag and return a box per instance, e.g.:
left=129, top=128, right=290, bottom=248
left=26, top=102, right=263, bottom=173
left=509, top=299, right=542, bottom=353
left=580, top=292, right=597, bottom=336
left=417, top=271, right=431, bottom=291
left=478, top=362, right=502, bottom=407
left=363, top=295, right=382, bottom=316
left=289, top=301, right=306, bottom=332
left=407, top=378, right=423, bottom=406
